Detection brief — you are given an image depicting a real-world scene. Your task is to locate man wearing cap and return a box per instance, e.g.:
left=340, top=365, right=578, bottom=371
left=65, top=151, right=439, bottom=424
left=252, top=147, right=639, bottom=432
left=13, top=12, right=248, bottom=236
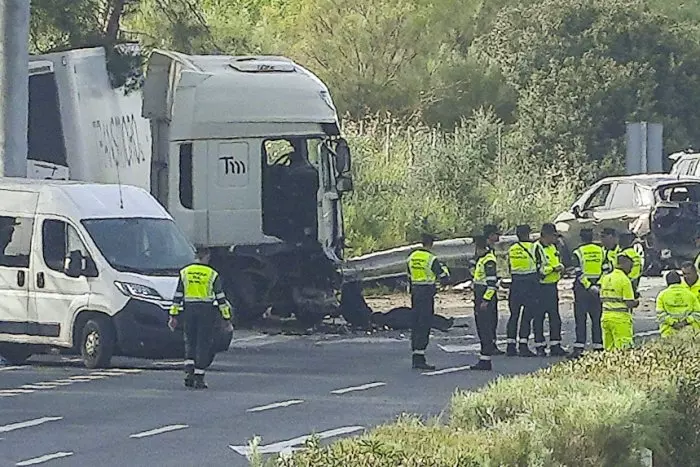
left=618, top=232, right=643, bottom=295
left=569, top=228, right=605, bottom=358
left=505, top=224, right=538, bottom=357
left=469, top=235, right=498, bottom=370
left=534, top=223, right=567, bottom=356
left=169, top=247, right=234, bottom=389
left=483, top=224, right=505, bottom=355
left=601, top=228, right=620, bottom=275
left=406, top=233, right=450, bottom=370
left=599, top=254, right=639, bottom=350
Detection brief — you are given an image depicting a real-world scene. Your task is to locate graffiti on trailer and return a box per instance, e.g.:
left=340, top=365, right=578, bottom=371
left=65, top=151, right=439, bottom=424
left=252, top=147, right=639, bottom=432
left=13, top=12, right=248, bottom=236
left=92, top=114, right=146, bottom=168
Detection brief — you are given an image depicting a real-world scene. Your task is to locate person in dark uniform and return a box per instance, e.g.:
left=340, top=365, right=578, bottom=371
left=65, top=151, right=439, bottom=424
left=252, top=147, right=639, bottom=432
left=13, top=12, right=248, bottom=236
left=505, top=224, right=539, bottom=357
left=169, top=247, right=233, bottom=389
left=469, top=235, right=499, bottom=371
left=407, top=233, right=450, bottom=370
left=569, top=228, right=605, bottom=358
left=483, top=224, right=504, bottom=354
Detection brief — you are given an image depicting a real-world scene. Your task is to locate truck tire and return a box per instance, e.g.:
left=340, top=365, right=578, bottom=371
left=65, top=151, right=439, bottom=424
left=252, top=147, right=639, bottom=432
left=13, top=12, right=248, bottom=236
left=80, top=316, right=116, bottom=369
left=0, top=343, right=32, bottom=365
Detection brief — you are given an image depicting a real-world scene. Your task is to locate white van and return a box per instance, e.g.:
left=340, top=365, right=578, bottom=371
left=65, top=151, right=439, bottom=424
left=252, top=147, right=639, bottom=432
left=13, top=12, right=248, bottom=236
left=0, top=178, right=233, bottom=368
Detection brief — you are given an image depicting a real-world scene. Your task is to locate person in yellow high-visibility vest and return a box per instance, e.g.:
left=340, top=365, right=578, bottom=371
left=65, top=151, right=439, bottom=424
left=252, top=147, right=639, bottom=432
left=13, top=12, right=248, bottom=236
left=406, top=233, right=450, bottom=370
left=470, top=235, right=498, bottom=371
left=682, top=261, right=700, bottom=298
left=534, top=223, right=567, bottom=357
left=599, top=254, right=638, bottom=351
left=656, top=270, right=700, bottom=338
left=506, top=224, right=538, bottom=357
left=170, top=247, right=233, bottom=389
left=619, top=232, right=643, bottom=295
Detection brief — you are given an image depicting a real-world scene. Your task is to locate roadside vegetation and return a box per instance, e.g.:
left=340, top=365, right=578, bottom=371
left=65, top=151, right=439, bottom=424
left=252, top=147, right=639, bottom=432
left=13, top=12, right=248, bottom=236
left=247, top=330, right=700, bottom=466
left=29, top=0, right=700, bottom=255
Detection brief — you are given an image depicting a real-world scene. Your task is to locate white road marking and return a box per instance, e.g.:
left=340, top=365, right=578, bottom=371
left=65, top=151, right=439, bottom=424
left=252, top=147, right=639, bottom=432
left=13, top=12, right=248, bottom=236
left=68, top=375, right=105, bottom=381
left=315, top=337, right=403, bottom=346
left=422, top=365, right=472, bottom=376
left=0, top=389, right=35, bottom=395
left=247, top=400, right=305, bottom=413
left=330, top=382, right=386, bottom=395
left=230, top=335, right=299, bottom=349
left=16, top=452, right=73, bottom=466
left=20, top=385, right=57, bottom=390
left=0, top=417, right=63, bottom=434
left=109, top=368, right=143, bottom=373
left=229, top=426, right=365, bottom=456
left=130, top=424, right=189, bottom=439
left=151, top=361, right=186, bottom=367
left=88, top=370, right=131, bottom=376
left=0, top=365, right=27, bottom=372
left=34, top=381, right=71, bottom=387
left=60, top=357, right=83, bottom=363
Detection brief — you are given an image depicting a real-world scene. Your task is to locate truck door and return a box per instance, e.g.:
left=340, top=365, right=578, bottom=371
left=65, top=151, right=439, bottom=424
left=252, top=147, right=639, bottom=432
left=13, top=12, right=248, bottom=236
left=0, top=192, right=38, bottom=337
left=29, top=217, right=92, bottom=341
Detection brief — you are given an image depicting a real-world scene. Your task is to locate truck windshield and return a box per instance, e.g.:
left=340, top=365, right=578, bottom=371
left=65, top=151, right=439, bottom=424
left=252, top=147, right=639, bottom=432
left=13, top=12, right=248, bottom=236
left=82, top=218, right=195, bottom=275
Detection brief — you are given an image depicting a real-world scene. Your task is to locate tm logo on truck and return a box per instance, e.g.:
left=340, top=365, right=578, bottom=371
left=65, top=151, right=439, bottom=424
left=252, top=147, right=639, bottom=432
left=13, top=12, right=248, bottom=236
left=220, top=156, right=246, bottom=175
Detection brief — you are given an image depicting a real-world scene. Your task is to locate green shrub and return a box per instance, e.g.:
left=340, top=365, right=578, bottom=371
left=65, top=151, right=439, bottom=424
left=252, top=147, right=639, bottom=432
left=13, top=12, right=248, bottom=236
left=263, top=330, right=700, bottom=467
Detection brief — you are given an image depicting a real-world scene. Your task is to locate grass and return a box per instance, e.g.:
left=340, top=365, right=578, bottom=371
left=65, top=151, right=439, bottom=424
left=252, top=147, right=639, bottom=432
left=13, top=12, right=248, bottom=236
left=248, top=329, right=700, bottom=466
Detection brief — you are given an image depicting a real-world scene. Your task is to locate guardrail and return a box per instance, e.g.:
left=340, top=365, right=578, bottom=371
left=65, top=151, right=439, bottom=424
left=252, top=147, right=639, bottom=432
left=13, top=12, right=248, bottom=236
left=342, top=235, right=522, bottom=283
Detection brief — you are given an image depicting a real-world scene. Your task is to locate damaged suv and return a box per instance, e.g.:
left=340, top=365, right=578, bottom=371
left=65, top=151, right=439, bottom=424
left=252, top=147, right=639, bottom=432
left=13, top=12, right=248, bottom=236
left=553, top=174, right=700, bottom=275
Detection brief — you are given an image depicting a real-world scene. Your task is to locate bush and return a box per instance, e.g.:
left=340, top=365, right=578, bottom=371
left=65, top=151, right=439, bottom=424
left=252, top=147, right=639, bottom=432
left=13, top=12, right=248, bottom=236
left=263, top=330, right=700, bottom=467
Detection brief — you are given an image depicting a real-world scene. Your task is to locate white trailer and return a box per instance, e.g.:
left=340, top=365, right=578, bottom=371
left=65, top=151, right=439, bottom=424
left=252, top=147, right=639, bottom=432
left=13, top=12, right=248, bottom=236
left=26, top=45, right=353, bottom=325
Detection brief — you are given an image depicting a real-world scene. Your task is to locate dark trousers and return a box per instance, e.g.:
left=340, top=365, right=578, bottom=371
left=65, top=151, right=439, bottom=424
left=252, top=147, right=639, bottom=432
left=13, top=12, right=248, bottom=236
left=507, top=276, right=539, bottom=345
left=183, top=304, right=219, bottom=375
left=410, top=286, right=435, bottom=353
left=474, top=285, right=497, bottom=357
left=573, top=283, right=602, bottom=349
left=533, top=283, right=561, bottom=348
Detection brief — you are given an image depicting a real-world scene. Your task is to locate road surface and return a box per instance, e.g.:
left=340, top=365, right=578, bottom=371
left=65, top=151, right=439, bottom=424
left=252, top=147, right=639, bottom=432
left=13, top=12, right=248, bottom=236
left=0, top=278, right=665, bottom=466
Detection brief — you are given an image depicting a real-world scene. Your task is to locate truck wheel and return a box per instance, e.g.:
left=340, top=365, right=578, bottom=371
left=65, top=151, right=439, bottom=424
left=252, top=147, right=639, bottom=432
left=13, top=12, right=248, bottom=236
left=0, top=343, right=32, bottom=365
left=80, top=316, right=116, bottom=369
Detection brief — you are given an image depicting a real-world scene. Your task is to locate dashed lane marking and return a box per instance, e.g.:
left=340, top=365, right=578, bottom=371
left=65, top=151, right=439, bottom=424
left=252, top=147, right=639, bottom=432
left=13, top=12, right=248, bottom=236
left=16, top=451, right=73, bottom=466
left=0, top=369, right=143, bottom=397
left=247, top=400, right=304, bottom=413
left=229, top=426, right=365, bottom=456
left=0, top=417, right=63, bottom=434
left=422, top=365, right=472, bottom=376
left=315, top=337, right=404, bottom=346
left=330, top=382, right=386, bottom=395
left=130, top=424, right=189, bottom=439
left=0, top=366, right=27, bottom=372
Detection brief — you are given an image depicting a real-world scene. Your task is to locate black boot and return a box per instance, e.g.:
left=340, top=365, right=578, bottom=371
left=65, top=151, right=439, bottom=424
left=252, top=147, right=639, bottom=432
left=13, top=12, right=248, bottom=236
left=412, top=354, right=435, bottom=371
left=184, top=371, right=194, bottom=388
left=193, top=373, right=208, bottom=389
left=567, top=347, right=584, bottom=360
left=506, top=344, right=518, bottom=357
left=519, top=344, right=536, bottom=357
left=536, top=347, right=547, bottom=357
left=469, top=358, right=492, bottom=371
left=549, top=345, right=568, bottom=357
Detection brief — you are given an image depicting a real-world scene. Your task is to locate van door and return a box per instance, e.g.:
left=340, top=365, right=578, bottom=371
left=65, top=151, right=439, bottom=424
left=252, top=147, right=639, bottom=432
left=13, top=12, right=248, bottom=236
left=0, top=192, right=37, bottom=336
left=29, top=217, right=92, bottom=341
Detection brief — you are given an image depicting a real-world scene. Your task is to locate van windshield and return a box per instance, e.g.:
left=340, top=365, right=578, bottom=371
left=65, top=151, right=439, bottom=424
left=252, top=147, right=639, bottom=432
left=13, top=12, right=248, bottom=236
left=82, top=218, right=195, bottom=275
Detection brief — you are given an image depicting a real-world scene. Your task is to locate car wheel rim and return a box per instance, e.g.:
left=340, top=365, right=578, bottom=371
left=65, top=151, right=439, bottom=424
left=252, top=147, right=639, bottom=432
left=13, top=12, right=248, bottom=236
left=85, top=331, right=100, bottom=357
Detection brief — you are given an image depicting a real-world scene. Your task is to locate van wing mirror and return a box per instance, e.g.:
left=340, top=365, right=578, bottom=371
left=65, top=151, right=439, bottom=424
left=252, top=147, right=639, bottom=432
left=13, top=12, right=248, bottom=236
left=572, top=205, right=582, bottom=218
left=335, top=138, right=351, bottom=174
left=64, top=250, right=83, bottom=278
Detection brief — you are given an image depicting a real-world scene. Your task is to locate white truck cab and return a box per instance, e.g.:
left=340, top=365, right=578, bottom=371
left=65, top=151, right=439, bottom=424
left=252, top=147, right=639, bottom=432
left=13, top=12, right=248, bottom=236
left=0, top=178, right=232, bottom=368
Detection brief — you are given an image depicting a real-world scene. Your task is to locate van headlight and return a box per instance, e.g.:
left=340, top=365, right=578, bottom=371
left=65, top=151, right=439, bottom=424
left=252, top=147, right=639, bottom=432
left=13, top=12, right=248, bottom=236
left=114, top=281, right=162, bottom=300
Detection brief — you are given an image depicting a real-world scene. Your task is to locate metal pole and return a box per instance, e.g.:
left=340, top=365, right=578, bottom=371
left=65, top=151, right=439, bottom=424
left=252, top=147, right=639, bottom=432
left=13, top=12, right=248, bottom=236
left=641, top=121, right=648, bottom=173
left=0, top=0, right=30, bottom=178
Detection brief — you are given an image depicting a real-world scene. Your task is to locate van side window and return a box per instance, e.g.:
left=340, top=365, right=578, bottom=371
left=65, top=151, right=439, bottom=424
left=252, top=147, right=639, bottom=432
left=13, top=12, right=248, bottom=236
left=42, top=219, right=91, bottom=273
left=0, top=216, right=33, bottom=269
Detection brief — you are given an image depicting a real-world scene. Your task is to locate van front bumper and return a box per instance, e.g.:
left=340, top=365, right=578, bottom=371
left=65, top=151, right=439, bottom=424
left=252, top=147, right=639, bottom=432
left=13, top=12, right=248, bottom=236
left=112, top=299, right=233, bottom=359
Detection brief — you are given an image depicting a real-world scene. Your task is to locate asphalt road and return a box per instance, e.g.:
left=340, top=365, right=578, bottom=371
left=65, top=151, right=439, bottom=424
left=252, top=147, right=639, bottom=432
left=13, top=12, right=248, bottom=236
left=0, top=279, right=665, bottom=467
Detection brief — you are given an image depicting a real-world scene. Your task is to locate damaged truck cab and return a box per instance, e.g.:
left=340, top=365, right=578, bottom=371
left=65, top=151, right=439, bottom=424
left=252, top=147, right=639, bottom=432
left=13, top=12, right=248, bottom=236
left=142, top=51, right=353, bottom=324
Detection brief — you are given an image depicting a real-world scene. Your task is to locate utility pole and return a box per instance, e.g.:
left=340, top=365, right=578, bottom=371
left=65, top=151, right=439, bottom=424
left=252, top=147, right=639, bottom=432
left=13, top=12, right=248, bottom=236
left=0, top=0, right=30, bottom=178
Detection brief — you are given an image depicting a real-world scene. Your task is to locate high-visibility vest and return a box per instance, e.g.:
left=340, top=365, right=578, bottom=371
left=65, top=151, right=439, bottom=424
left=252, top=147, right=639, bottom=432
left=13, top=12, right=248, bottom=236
left=656, top=283, right=700, bottom=337
left=170, top=263, right=231, bottom=319
left=539, top=243, right=562, bottom=284
left=603, top=245, right=620, bottom=274
left=474, top=250, right=498, bottom=301
left=407, top=249, right=448, bottom=286
left=600, top=269, right=635, bottom=313
left=573, top=243, right=604, bottom=289
left=620, top=247, right=643, bottom=281
left=508, top=242, right=538, bottom=275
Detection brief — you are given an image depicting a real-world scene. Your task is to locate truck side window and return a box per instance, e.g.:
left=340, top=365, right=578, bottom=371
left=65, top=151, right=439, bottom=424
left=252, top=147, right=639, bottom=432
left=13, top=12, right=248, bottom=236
left=179, top=143, right=193, bottom=209
left=42, top=219, right=90, bottom=273
left=0, top=216, right=33, bottom=269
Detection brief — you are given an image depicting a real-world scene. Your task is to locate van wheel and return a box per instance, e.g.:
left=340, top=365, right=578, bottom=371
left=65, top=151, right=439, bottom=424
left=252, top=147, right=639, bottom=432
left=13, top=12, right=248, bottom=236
left=80, top=316, right=115, bottom=369
left=0, top=343, right=32, bottom=365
